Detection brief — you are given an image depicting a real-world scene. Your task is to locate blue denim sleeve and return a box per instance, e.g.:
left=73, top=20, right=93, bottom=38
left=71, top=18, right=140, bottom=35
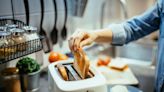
left=109, top=1, right=162, bottom=45
left=124, top=2, right=161, bottom=43
left=109, top=23, right=127, bottom=45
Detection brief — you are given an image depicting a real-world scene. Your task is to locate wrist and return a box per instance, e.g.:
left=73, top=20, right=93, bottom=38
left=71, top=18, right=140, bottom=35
left=93, top=28, right=113, bottom=43
left=92, top=30, right=100, bottom=40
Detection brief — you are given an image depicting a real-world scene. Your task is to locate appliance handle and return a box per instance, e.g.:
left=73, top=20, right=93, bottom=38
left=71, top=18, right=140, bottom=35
left=120, top=0, right=128, bottom=19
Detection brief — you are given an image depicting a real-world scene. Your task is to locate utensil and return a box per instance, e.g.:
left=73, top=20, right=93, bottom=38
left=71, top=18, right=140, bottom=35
left=100, top=1, right=105, bottom=28
left=10, top=0, right=16, bottom=24
left=50, top=0, right=58, bottom=45
left=23, top=0, right=30, bottom=25
left=74, top=0, right=78, bottom=16
left=79, top=0, right=88, bottom=17
left=39, top=0, right=52, bottom=53
left=73, top=0, right=88, bottom=17
left=61, top=0, right=68, bottom=40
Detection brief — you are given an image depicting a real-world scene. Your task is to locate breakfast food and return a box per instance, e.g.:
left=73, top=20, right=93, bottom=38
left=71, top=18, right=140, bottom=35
left=72, top=48, right=90, bottom=79
left=57, top=64, right=68, bottom=81
left=97, top=56, right=111, bottom=66
left=109, top=61, right=128, bottom=71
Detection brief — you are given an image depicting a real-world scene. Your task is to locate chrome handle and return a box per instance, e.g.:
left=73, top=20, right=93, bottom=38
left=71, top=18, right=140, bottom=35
left=100, top=1, right=106, bottom=28
left=120, top=0, right=128, bottom=19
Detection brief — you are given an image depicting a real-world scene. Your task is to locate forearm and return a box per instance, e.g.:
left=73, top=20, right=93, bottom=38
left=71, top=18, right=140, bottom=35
left=93, top=23, right=127, bottom=45
left=94, top=2, right=161, bottom=45
left=93, top=28, right=113, bottom=43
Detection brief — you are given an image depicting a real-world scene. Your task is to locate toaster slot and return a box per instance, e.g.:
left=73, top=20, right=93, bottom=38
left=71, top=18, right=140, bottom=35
left=65, top=65, right=81, bottom=80
left=55, top=63, right=94, bottom=81
left=86, top=70, right=94, bottom=78
left=56, top=64, right=69, bottom=81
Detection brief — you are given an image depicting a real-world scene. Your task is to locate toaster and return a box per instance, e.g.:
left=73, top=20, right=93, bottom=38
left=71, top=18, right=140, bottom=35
left=48, top=59, right=107, bottom=92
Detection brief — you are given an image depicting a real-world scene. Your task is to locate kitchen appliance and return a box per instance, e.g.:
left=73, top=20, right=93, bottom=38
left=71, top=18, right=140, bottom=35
left=48, top=59, right=107, bottom=92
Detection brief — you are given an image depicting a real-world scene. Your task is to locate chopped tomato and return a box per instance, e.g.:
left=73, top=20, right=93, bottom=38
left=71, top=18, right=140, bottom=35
left=97, top=56, right=111, bottom=66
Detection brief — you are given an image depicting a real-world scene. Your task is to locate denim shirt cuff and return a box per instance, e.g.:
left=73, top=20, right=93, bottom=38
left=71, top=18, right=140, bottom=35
left=108, top=23, right=127, bottom=46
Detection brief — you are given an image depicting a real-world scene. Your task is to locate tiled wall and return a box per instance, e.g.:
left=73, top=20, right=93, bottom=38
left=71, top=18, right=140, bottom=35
left=0, top=0, right=77, bottom=53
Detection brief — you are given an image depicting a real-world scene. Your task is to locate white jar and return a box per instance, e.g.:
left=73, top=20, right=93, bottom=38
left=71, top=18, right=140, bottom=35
left=11, top=28, right=26, bottom=51
left=23, top=26, right=39, bottom=41
left=23, top=26, right=40, bottom=49
left=0, top=31, right=16, bottom=60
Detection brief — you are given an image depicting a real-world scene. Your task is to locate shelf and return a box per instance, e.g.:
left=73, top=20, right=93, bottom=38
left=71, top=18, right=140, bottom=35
left=0, top=38, right=43, bottom=64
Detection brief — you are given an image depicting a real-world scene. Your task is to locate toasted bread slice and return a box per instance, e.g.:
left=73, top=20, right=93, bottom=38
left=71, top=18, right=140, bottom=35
left=73, top=49, right=90, bottom=79
left=109, top=61, right=128, bottom=71
left=57, top=64, right=68, bottom=81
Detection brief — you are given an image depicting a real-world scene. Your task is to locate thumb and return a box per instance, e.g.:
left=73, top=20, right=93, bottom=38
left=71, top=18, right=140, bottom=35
left=80, top=38, right=92, bottom=47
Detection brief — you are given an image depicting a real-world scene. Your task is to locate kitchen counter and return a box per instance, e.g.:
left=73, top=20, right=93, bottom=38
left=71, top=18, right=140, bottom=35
left=39, top=71, right=49, bottom=92
left=129, top=64, right=155, bottom=92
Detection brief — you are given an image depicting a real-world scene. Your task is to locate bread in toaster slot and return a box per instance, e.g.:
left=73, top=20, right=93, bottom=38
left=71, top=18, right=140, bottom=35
left=72, top=48, right=90, bottom=79
left=55, top=63, right=94, bottom=81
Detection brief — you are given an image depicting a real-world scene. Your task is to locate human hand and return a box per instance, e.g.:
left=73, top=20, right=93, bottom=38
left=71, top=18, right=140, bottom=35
left=68, top=29, right=98, bottom=51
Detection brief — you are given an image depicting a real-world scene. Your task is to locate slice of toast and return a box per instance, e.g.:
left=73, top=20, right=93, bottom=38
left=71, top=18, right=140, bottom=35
left=109, top=61, right=128, bottom=71
left=57, top=64, right=68, bottom=81
left=73, top=49, right=90, bottom=79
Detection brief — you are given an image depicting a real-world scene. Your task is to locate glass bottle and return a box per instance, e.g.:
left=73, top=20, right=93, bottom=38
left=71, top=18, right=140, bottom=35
left=0, top=67, right=21, bottom=92
left=11, top=28, right=26, bottom=51
left=0, top=31, right=15, bottom=60
left=23, top=26, right=40, bottom=49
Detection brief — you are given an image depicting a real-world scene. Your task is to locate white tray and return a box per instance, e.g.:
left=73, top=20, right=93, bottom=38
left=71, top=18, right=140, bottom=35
left=91, top=58, right=139, bottom=85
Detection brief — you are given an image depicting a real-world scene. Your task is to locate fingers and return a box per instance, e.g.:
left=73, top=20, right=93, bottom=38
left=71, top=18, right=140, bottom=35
left=69, top=29, right=88, bottom=51
left=80, top=38, right=92, bottom=47
left=68, top=30, right=79, bottom=51
left=68, top=37, right=74, bottom=51
left=73, top=31, right=87, bottom=51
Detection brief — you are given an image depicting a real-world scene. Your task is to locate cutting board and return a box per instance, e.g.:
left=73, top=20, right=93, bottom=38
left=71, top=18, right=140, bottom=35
left=91, top=59, right=139, bottom=85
